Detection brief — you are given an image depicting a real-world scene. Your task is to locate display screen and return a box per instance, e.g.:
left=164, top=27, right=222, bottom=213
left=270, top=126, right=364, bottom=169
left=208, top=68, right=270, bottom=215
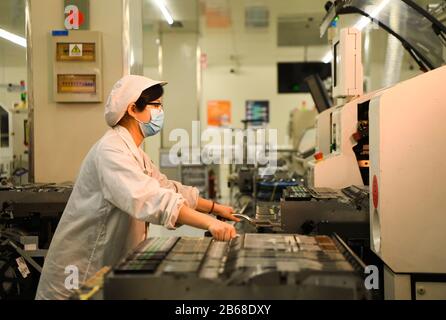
left=304, top=74, right=332, bottom=113
left=278, top=62, right=331, bottom=93
left=245, top=100, right=269, bottom=123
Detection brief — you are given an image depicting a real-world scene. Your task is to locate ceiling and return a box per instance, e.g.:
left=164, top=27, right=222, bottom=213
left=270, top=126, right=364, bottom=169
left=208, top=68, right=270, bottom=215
left=0, top=0, right=25, bottom=37
left=143, top=0, right=199, bottom=32
left=143, top=0, right=330, bottom=35
left=0, top=0, right=443, bottom=38
left=0, top=0, right=443, bottom=67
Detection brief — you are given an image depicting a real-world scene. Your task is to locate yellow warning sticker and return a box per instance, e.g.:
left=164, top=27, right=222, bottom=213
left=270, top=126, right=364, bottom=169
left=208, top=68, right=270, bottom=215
left=69, top=43, right=83, bottom=57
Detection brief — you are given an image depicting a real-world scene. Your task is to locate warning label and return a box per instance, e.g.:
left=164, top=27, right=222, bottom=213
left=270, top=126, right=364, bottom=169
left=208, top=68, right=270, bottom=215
left=69, top=43, right=83, bottom=57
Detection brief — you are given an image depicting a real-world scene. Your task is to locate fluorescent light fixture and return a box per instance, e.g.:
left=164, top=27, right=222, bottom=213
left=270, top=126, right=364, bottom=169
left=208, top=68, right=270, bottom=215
left=354, top=0, right=391, bottom=31
left=322, top=51, right=333, bottom=63
left=154, top=0, right=174, bottom=25
left=0, top=28, right=26, bottom=48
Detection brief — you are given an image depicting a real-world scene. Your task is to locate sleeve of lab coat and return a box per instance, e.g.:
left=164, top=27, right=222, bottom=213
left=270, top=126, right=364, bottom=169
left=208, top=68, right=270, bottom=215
left=95, top=145, right=185, bottom=229
left=148, top=159, right=200, bottom=209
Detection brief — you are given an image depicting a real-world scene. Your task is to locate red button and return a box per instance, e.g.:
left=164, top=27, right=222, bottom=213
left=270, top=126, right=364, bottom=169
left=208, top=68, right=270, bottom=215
left=372, top=175, right=379, bottom=209
left=314, top=152, right=323, bottom=161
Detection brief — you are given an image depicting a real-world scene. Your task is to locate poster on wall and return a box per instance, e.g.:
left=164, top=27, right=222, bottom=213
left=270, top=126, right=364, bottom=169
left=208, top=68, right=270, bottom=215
left=207, top=100, right=231, bottom=127
left=204, top=0, right=231, bottom=28
left=245, top=100, right=269, bottom=124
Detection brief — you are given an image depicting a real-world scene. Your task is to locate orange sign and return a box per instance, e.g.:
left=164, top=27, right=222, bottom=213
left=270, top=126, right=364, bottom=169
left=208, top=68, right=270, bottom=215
left=207, top=100, right=231, bottom=127
left=205, top=1, right=231, bottom=28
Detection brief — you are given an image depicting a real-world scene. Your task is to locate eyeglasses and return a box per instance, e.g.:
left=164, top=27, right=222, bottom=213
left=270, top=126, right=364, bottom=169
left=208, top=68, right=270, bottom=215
left=146, top=102, right=163, bottom=109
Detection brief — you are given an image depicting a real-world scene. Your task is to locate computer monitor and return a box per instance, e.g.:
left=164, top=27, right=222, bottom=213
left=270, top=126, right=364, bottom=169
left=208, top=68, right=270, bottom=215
left=304, top=73, right=333, bottom=113
left=277, top=62, right=331, bottom=93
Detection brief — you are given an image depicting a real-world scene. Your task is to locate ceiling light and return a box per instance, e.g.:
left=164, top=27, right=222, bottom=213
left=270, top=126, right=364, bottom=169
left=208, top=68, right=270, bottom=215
left=354, top=0, right=390, bottom=31
left=0, top=28, right=26, bottom=48
left=154, top=0, right=174, bottom=25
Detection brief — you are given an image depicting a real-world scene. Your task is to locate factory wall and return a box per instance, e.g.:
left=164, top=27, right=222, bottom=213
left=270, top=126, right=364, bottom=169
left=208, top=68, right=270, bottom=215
left=196, top=2, right=327, bottom=200
left=198, top=2, right=326, bottom=146
left=28, top=0, right=126, bottom=183
left=142, top=25, right=161, bottom=167
left=0, top=43, right=26, bottom=112
left=142, top=23, right=201, bottom=170
left=160, top=32, right=199, bottom=150
left=200, top=64, right=314, bottom=146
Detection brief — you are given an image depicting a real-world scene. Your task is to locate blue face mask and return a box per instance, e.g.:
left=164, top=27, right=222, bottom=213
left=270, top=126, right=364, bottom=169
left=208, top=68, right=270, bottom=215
left=134, top=108, right=164, bottom=137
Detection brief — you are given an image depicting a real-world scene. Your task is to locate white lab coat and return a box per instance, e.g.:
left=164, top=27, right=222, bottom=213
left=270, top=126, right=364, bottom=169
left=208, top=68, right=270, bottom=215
left=35, top=125, right=198, bottom=300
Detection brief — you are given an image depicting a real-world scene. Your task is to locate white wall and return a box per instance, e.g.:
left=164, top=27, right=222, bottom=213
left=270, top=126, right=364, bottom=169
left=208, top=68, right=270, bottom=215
left=201, top=64, right=313, bottom=146
left=142, top=24, right=162, bottom=167
left=198, top=2, right=327, bottom=146
left=28, top=0, right=136, bottom=183
left=161, top=32, right=199, bottom=149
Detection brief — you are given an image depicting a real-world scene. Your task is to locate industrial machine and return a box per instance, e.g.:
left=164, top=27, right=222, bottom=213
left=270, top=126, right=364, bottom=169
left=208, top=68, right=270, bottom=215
left=308, top=0, right=446, bottom=190
left=307, top=63, right=446, bottom=300
left=0, top=83, right=29, bottom=185
left=307, top=90, right=381, bottom=189
left=290, top=33, right=361, bottom=188
left=367, top=66, right=446, bottom=299
left=280, top=185, right=369, bottom=237
left=0, top=104, right=12, bottom=181
left=0, top=183, right=72, bottom=299
left=278, top=184, right=374, bottom=271
left=317, top=0, right=446, bottom=299
left=102, top=233, right=370, bottom=300
left=305, top=26, right=373, bottom=189
left=234, top=185, right=369, bottom=239
left=224, top=1, right=446, bottom=300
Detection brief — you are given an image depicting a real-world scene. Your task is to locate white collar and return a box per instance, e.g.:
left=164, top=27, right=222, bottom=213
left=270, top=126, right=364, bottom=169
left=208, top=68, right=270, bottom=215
left=113, top=125, right=147, bottom=172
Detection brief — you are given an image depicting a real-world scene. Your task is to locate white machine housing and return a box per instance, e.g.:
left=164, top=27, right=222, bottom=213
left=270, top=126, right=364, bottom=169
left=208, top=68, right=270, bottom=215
left=369, top=65, right=446, bottom=275
left=332, top=28, right=363, bottom=98
left=307, top=90, right=382, bottom=189
left=305, top=27, right=367, bottom=188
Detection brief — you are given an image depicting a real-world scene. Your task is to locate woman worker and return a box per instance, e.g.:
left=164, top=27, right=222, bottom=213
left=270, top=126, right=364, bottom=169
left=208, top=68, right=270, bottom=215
left=36, top=75, right=239, bottom=300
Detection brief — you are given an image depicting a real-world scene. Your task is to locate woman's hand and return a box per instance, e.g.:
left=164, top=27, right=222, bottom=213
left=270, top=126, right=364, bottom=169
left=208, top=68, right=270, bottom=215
left=176, top=205, right=237, bottom=241
left=207, top=219, right=237, bottom=241
left=214, top=204, right=241, bottom=222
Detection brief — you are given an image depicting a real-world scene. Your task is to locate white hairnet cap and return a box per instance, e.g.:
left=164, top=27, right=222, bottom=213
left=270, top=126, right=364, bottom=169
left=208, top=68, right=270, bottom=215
left=104, top=75, right=167, bottom=127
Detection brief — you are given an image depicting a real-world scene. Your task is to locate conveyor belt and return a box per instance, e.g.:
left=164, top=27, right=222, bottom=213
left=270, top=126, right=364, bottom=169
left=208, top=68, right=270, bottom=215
left=104, top=233, right=370, bottom=300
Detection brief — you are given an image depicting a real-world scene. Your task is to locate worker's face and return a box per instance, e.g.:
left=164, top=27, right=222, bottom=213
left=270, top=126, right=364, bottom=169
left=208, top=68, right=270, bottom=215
left=128, top=99, right=163, bottom=123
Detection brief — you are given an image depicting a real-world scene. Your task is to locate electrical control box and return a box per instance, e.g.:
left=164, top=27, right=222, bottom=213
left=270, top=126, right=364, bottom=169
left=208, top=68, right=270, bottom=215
left=52, top=30, right=102, bottom=103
